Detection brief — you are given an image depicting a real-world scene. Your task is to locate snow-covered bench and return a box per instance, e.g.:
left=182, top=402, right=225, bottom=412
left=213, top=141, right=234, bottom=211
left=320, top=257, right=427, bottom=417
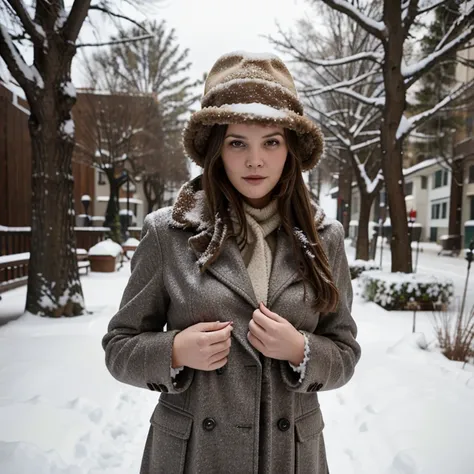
left=0, top=250, right=90, bottom=297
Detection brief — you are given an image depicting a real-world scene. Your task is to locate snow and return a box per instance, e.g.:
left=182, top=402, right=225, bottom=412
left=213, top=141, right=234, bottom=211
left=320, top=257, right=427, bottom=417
left=88, top=240, right=122, bottom=258
left=403, top=157, right=440, bottom=176
left=122, top=238, right=140, bottom=247
left=61, top=82, right=77, bottom=99
left=0, top=24, right=44, bottom=89
left=60, top=119, right=75, bottom=138
left=1, top=245, right=474, bottom=473
left=220, top=103, right=288, bottom=119
left=0, top=252, right=29, bottom=265
left=329, top=0, right=386, bottom=34
left=464, top=220, right=474, bottom=226
left=218, top=51, right=280, bottom=61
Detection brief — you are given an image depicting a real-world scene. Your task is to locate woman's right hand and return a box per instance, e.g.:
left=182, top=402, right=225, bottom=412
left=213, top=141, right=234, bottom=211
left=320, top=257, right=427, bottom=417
left=172, top=321, right=233, bottom=371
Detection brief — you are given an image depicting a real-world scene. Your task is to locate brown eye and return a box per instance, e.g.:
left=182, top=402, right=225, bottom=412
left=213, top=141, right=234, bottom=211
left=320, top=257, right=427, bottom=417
left=229, top=140, right=245, bottom=148
left=265, top=139, right=280, bottom=147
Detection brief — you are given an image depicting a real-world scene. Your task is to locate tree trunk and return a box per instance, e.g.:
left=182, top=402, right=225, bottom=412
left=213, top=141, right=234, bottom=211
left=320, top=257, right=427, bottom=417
left=381, top=0, right=412, bottom=273
left=338, top=152, right=352, bottom=237
left=26, top=84, right=84, bottom=316
left=355, top=193, right=375, bottom=261
left=104, top=173, right=122, bottom=243
left=448, top=159, right=464, bottom=237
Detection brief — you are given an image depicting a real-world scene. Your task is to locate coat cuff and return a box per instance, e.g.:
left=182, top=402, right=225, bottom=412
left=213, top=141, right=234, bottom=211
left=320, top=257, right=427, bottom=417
left=280, top=330, right=358, bottom=393
left=143, top=329, right=194, bottom=394
left=288, top=331, right=310, bottom=383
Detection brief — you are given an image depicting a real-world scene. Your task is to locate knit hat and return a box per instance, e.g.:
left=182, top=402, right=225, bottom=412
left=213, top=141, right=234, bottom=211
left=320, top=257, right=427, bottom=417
left=182, top=51, right=324, bottom=172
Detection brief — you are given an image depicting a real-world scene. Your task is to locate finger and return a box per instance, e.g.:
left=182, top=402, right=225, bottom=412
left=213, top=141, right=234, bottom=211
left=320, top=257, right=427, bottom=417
left=206, top=325, right=233, bottom=345
left=259, top=302, right=283, bottom=322
left=198, top=321, right=232, bottom=332
left=208, top=347, right=230, bottom=364
left=208, top=338, right=231, bottom=355
left=247, top=331, right=265, bottom=352
left=249, top=319, right=266, bottom=341
left=252, top=309, right=272, bottom=330
left=208, top=356, right=228, bottom=371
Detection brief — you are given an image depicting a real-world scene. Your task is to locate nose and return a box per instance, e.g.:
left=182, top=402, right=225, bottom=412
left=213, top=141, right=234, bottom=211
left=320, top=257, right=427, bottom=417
left=245, top=148, right=263, bottom=168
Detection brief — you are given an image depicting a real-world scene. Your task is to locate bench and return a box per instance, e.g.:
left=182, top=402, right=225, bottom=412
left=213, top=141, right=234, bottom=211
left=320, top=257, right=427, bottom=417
left=0, top=249, right=90, bottom=297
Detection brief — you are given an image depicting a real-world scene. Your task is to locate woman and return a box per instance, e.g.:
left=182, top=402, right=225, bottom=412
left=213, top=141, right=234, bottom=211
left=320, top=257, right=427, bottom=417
left=102, top=51, right=361, bottom=474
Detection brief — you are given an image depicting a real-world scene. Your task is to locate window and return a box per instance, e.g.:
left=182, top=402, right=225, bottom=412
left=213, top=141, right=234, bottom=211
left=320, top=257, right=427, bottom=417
left=431, top=203, right=440, bottom=219
left=98, top=171, right=106, bottom=185
left=433, top=169, right=448, bottom=189
left=469, top=165, right=474, bottom=184
left=441, top=202, right=447, bottom=219
left=421, top=176, right=427, bottom=189
left=430, top=227, right=438, bottom=242
left=404, top=181, right=413, bottom=196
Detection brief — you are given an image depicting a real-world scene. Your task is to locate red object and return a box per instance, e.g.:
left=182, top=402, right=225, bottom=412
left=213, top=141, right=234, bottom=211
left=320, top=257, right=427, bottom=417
left=409, top=209, right=417, bottom=221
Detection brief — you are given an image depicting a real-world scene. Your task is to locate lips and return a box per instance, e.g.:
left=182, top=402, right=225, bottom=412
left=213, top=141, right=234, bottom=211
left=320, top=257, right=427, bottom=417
left=243, top=176, right=266, bottom=185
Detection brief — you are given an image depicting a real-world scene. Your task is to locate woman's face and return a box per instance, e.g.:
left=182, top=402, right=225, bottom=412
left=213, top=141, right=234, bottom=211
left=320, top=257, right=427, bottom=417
left=221, top=123, right=288, bottom=209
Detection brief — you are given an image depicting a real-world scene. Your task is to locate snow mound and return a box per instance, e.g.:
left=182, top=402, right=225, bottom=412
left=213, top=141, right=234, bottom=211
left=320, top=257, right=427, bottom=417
left=88, top=240, right=122, bottom=257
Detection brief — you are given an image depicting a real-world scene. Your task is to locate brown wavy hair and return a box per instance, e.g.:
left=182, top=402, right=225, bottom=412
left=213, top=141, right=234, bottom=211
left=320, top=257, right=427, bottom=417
left=201, top=124, right=339, bottom=313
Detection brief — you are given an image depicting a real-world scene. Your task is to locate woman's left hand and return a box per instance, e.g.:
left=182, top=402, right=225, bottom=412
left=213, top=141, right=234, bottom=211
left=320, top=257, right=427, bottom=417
left=247, top=302, right=304, bottom=365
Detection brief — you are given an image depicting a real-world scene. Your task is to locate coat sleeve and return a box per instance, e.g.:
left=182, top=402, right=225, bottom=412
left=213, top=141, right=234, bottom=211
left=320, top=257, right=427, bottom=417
left=279, top=220, right=361, bottom=393
left=102, top=213, right=194, bottom=394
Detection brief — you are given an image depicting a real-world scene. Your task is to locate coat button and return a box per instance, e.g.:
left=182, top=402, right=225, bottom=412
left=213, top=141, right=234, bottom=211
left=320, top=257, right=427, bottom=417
left=146, top=383, right=155, bottom=391
left=316, top=383, right=323, bottom=391
left=158, top=384, right=168, bottom=393
left=203, top=417, right=216, bottom=431
left=307, top=383, right=316, bottom=392
left=277, top=418, right=291, bottom=432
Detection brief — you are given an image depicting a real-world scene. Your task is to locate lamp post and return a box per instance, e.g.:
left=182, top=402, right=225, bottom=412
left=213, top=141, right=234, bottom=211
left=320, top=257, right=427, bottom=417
left=80, top=194, right=91, bottom=226
left=379, top=189, right=385, bottom=270
left=459, top=240, right=474, bottom=320
left=408, top=208, right=417, bottom=273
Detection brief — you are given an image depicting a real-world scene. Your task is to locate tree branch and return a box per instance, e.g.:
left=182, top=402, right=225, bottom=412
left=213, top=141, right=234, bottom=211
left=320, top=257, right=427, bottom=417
left=398, top=79, right=474, bottom=141
left=77, top=34, right=153, bottom=48
left=318, top=0, right=387, bottom=41
left=0, top=22, right=43, bottom=92
left=302, top=70, right=380, bottom=96
left=403, top=0, right=420, bottom=36
left=63, top=0, right=93, bottom=43
left=88, top=5, right=149, bottom=32
left=6, top=0, right=45, bottom=45
left=404, top=24, right=474, bottom=87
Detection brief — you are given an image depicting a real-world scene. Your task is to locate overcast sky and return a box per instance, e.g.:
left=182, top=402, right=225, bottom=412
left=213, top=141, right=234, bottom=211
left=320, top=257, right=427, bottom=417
left=73, top=0, right=316, bottom=87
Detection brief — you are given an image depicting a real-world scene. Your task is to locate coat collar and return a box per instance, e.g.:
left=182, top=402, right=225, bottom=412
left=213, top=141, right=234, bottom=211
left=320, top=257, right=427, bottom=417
left=169, top=175, right=330, bottom=271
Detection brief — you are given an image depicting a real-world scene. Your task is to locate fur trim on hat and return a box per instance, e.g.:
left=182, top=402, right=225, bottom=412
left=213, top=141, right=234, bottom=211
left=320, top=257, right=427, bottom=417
left=183, top=103, right=324, bottom=172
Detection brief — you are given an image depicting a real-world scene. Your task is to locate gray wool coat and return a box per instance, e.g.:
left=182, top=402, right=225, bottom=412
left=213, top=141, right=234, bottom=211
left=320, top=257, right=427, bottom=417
left=102, top=177, right=361, bottom=474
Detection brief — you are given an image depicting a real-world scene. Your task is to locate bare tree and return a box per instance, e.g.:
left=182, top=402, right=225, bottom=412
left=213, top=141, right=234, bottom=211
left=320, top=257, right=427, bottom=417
left=290, top=0, right=474, bottom=273
left=73, top=90, right=163, bottom=240
left=271, top=1, right=385, bottom=260
left=0, top=1, right=158, bottom=316
left=84, top=20, right=196, bottom=211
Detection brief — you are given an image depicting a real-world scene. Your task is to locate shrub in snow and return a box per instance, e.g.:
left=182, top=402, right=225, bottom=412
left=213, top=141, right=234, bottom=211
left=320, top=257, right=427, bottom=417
left=349, top=260, right=381, bottom=279
left=88, top=239, right=123, bottom=258
left=432, top=304, right=474, bottom=364
left=360, top=270, right=454, bottom=311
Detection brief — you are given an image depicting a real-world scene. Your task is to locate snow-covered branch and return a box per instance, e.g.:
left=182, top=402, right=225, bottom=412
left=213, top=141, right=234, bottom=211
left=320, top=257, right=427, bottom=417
left=416, top=0, right=448, bottom=16
left=77, top=34, right=154, bottom=48
left=302, top=70, right=380, bottom=96
left=326, top=87, right=385, bottom=108
left=296, top=51, right=383, bottom=69
left=404, top=24, right=474, bottom=86
left=319, top=0, right=387, bottom=40
left=63, top=0, right=92, bottom=43
left=6, top=0, right=46, bottom=45
left=350, top=137, right=380, bottom=152
left=352, top=153, right=384, bottom=194
left=0, top=23, right=44, bottom=90
left=397, top=79, right=474, bottom=140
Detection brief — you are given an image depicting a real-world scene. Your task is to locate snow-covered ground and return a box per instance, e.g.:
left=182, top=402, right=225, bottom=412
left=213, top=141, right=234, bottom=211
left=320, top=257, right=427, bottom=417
left=0, top=244, right=473, bottom=474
